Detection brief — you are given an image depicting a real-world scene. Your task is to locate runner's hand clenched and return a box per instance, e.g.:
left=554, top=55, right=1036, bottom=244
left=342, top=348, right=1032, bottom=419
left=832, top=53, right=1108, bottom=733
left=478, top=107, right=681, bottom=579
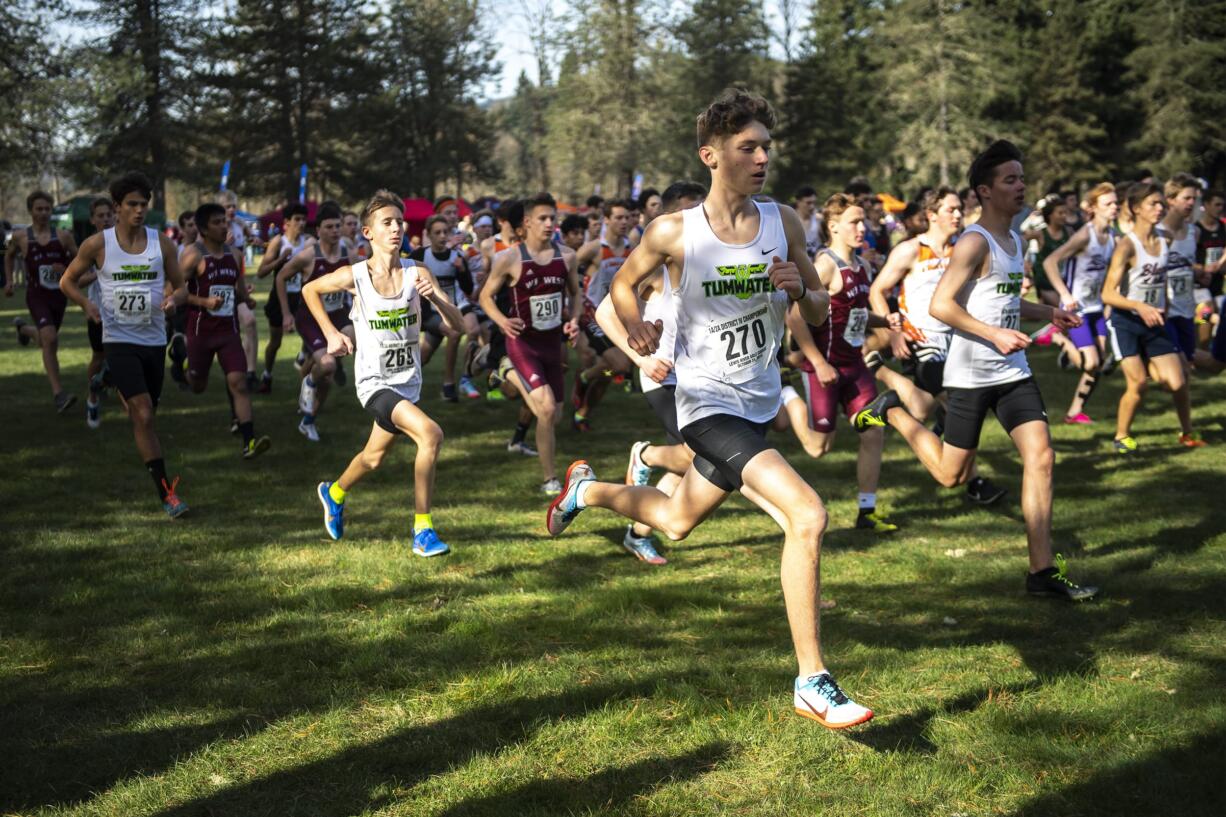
left=767, top=255, right=804, bottom=300
left=626, top=319, right=663, bottom=356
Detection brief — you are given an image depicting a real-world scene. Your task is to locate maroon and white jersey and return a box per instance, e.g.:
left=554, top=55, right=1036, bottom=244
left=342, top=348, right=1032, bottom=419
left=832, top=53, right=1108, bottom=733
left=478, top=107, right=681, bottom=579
left=25, top=227, right=71, bottom=291
left=301, top=242, right=350, bottom=316
left=187, top=242, right=241, bottom=335
left=810, top=248, right=871, bottom=367
left=509, top=243, right=567, bottom=336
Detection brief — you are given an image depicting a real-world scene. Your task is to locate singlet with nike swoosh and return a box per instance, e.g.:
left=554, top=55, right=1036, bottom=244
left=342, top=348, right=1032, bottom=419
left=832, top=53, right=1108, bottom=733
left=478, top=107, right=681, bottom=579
left=97, top=226, right=166, bottom=346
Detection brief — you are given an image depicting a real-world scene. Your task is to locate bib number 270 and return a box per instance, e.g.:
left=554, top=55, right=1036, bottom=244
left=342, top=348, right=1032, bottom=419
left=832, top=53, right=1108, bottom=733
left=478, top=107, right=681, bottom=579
left=722, top=318, right=767, bottom=362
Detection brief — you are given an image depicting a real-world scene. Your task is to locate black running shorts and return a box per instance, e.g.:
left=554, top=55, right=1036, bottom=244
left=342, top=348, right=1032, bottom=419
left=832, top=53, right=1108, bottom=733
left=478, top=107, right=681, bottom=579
left=104, top=342, right=166, bottom=408
left=264, top=292, right=302, bottom=328
left=643, top=385, right=683, bottom=444
left=681, top=413, right=774, bottom=492
left=363, top=388, right=414, bottom=435
left=86, top=318, right=103, bottom=353
left=901, top=341, right=947, bottom=396
left=944, top=377, right=1047, bottom=450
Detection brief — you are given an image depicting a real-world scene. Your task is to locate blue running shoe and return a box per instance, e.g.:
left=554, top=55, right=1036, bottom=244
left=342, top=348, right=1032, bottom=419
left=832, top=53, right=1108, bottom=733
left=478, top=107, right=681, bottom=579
left=412, top=527, right=450, bottom=557
left=626, top=441, right=653, bottom=486
left=317, top=481, right=344, bottom=540
left=622, top=526, right=667, bottom=565
left=546, top=460, right=595, bottom=536
left=162, top=477, right=189, bottom=519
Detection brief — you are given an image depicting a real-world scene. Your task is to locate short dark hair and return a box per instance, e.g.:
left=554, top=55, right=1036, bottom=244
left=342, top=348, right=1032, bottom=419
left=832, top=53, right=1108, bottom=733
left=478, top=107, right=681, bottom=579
left=177, top=210, right=194, bottom=227
left=433, top=195, right=457, bottom=212
left=504, top=199, right=527, bottom=231
left=316, top=203, right=343, bottom=224
left=794, top=185, right=817, bottom=201
left=603, top=198, right=633, bottom=218
left=109, top=171, right=153, bottom=205
left=968, top=140, right=1023, bottom=192
left=283, top=202, right=308, bottom=220
left=523, top=191, right=557, bottom=215
left=90, top=197, right=113, bottom=216
left=662, top=180, right=707, bottom=211
left=1125, top=181, right=1164, bottom=217
left=637, top=188, right=659, bottom=210
left=921, top=186, right=960, bottom=215
left=1164, top=172, right=1200, bottom=199
left=1135, top=168, right=1154, bottom=181
left=560, top=214, right=588, bottom=235
left=496, top=198, right=518, bottom=222
left=1041, top=197, right=1067, bottom=221
left=696, top=88, right=775, bottom=148
left=585, top=194, right=604, bottom=209
left=360, top=189, right=403, bottom=227
left=194, top=202, right=227, bottom=231
left=425, top=214, right=450, bottom=233
left=844, top=179, right=873, bottom=197
left=26, top=190, right=53, bottom=210
left=1206, top=189, right=1225, bottom=203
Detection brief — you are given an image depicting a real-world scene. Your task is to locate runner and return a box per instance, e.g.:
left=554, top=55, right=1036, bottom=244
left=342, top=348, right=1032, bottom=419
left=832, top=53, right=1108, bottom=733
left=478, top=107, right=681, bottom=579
left=630, top=188, right=661, bottom=246
left=1101, top=182, right=1206, bottom=450
left=1194, top=190, right=1226, bottom=348
left=78, top=197, right=115, bottom=429
left=178, top=202, right=271, bottom=457
left=4, top=189, right=80, bottom=410
left=220, top=190, right=261, bottom=391
left=780, top=193, right=897, bottom=532
left=177, top=210, right=199, bottom=247
left=308, top=190, right=465, bottom=557
left=853, top=140, right=1098, bottom=602
left=342, top=210, right=372, bottom=259
left=1039, top=182, right=1118, bottom=423
left=256, top=202, right=310, bottom=393
left=546, top=90, right=873, bottom=728
left=411, top=215, right=480, bottom=400
left=572, top=198, right=636, bottom=430
left=1158, top=173, right=1201, bottom=371
left=868, top=187, right=1008, bottom=506
left=794, top=185, right=821, bottom=260
left=276, top=203, right=353, bottom=441
left=480, top=193, right=583, bottom=495
left=59, top=171, right=190, bottom=518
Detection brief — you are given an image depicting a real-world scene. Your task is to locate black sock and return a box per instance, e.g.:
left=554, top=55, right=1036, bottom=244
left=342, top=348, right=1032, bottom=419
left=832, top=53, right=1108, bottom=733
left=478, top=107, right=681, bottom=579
left=239, top=421, right=254, bottom=446
left=147, top=458, right=169, bottom=500
left=511, top=422, right=529, bottom=444
left=857, top=506, right=874, bottom=517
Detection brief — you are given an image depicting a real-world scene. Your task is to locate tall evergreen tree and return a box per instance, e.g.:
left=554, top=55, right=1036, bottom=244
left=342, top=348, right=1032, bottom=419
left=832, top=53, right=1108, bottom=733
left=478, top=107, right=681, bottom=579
left=0, top=0, right=70, bottom=183
left=676, top=0, right=771, bottom=105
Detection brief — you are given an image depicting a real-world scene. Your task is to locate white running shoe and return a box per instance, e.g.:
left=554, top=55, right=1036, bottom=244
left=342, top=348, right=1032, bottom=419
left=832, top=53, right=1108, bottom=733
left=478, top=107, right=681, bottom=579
left=298, top=418, right=320, bottom=442
left=298, top=377, right=316, bottom=415
left=85, top=398, right=101, bottom=430
left=508, top=440, right=538, bottom=457
left=546, top=460, right=595, bottom=536
left=794, top=672, right=873, bottom=729
left=626, top=441, right=653, bottom=486
left=541, top=477, right=562, bottom=496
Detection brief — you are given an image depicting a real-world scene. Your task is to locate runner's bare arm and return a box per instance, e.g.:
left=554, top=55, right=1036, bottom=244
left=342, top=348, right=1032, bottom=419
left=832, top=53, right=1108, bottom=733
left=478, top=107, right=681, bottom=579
left=1100, top=234, right=1162, bottom=326
left=1041, top=225, right=1088, bottom=308
left=161, top=234, right=186, bottom=308
left=3, top=233, right=21, bottom=294
left=59, top=233, right=104, bottom=320
left=276, top=245, right=314, bottom=325
left=256, top=235, right=284, bottom=278
left=785, top=302, right=831, bottom=373
left=416, top=264, right=465, bottom=335
left=780, top=205, right=830, bottom=328
left=594, top=296, right=661, bottom=377
left=175, top=245, right=216, bottom=310
left=60, top=229, right=79, bottom=258
left=478, top=247, right=522, bottom=338
left=610, top=213, right=680, bottom=354
left=931, top=231, right=1029, bottom=355
left=302, top=265, right=357, bottom=353
left=563, top=246, right=581, bottom=338
left=870, top=239, right=916, bottom=319
left=233, top=247, right=255, bottom=307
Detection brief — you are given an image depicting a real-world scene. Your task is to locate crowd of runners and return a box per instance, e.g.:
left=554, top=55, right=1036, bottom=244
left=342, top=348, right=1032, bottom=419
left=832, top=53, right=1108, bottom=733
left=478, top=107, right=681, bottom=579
left=6, top=89, right=1226, bottom=731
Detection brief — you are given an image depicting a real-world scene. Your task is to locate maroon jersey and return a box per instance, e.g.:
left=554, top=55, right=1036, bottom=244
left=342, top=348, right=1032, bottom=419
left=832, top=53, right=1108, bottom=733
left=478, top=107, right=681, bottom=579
left=509, top=242, right=567, bottom=337
left=299, top=242, right=350, bottom=317
left=24, top=227, right=71, bottom=291
left=811, top=249, right=871, bottom=367
left=187, top=242, right=241, bottom=335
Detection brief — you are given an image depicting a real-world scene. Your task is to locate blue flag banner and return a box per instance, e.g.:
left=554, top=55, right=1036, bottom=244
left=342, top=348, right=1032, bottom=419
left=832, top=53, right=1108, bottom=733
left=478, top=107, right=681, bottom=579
left=631, top=173, right=644, bottom=201
left=299, top=165, right=308, bottom=204
left=220, top=161, right=231, bottom=192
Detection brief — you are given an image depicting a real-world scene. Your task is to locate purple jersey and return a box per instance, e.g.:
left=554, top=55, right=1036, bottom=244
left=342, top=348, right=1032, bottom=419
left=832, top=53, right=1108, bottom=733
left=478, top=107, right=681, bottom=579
left=187, top=243, right=241, bottom=336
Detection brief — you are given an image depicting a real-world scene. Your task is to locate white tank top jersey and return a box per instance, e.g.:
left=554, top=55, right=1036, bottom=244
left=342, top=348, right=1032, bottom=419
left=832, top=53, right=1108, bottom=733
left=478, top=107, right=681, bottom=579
left=1121, top=232, right=1168, bottom=313
left=637, top=275, right=678, bottom=394
left=586, top=242, right=629, bottom=307
left=418, top=247, right=468, bottom=308
left=280, top=233, right=310, bottom=293
left=1066, top=224, right=1114, bottom=314
left=672, top=200, right=789, bottom=428
left=802, top=212, right=821, bottom=259
left=350, top=259, right=423, bottom=406
left=943, top=224, right=1031, bottom=389
left=1158, top=223, right=1197, bottom=318
left=97, top=227, right=166, bottom=346
left=899, top=236, right=953, bottom=339
left=229, top=220, right=246, bottom=249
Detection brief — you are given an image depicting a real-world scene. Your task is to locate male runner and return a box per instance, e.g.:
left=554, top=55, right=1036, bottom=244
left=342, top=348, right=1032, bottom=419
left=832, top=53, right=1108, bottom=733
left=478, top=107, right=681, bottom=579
left=480, top=193, right=582, bottom=495
left=780, top=194, right=897, bottom=532
left=177, top=211, right=199, bottom=247
left=5, top=190, right=79, bottom=410
left=547, top=90, right=873, bottom=728
left=572, top=198, right=636, bottom=429
left=853, top=140, right=1097, bottom=602
left=794, top=185, right=821, bottom=259
left=630, top=188, right=661, bottom=246
left=178, top=203, right=271, bottom=457
left=79, top=197, right=115, bottom=428
left=559, top=214, right=588, bottom=252
left=219, top=190, right=261, bottom=389
left=1194, top=190, right=1226, bottom=346
left=411, top=215, right=480, bottom=400
left=256, top=202, right=310, bottom=392
left=309, top=190, right=464, bottom=557
left=60, top=171, right=189, bottom=517
left=277, top=203, right=352, bottom=441
left=1158, top=174, right=1201, bottom=370
left=869, top=187, right=1007, bottom=505
left=342, top=210, right=372, bottom=259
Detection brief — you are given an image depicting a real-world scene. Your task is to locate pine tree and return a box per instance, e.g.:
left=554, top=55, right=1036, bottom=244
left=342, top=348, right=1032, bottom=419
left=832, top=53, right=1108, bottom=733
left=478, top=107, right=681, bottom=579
left=676, top=0, right=771, bottom=105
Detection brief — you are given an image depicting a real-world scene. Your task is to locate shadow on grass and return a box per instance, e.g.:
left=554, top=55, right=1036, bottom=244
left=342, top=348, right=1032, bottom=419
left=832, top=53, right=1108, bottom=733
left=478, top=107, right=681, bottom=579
left=1010, top=726, right=1225, bottom=817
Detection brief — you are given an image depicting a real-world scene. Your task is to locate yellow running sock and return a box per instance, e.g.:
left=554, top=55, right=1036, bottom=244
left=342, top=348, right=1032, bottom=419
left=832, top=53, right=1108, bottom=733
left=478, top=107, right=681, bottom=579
left=329, top=482, right=347, bottom=503
left=414, top=513, right=433, bottom=532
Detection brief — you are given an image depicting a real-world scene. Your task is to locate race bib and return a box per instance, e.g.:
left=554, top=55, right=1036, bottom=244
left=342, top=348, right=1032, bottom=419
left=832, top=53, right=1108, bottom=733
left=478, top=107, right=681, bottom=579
left=285, top=272, right=302, bottom=293
left=842, top=307, right=868, bottom=347
left=1208, top=247, right=1223, bottom=267
left=1135, top=282, right=1165, bottom=309
left=208, top=284, right=235, bottom=317
left=322, top=290, right=346, bottom=312
left=115, top=286, right=153, bottom=325
left=38, top=264, right=61, bottom=290
left=379, top=338, right=416, bottom=383
left=705, top=305, right=772, bottom=383
left=1076, top=275, right=1104, bottom=306
left=1001, top=304, right=1021, bottom=331
left=529, top=292, right=562, bottom=331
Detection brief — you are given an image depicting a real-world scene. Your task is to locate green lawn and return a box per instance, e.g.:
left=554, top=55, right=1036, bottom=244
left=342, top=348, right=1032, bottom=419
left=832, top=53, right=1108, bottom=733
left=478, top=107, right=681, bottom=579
left=1, top=289, right=1223, bottom=816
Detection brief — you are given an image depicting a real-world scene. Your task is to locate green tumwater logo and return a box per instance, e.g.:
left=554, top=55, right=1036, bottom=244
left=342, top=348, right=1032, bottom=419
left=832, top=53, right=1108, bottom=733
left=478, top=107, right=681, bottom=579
left=113, top=264, right=155, bottom=282
left=702, top=263, right=771, bottom=300
left=996, top=272, right=1024, bottom=296
left=368, top=307, right=417, bottom=330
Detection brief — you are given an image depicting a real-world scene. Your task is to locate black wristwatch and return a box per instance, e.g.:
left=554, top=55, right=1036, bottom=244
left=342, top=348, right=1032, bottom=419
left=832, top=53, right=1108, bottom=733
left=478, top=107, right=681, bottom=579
left=789, top=281, right=807, bottom=303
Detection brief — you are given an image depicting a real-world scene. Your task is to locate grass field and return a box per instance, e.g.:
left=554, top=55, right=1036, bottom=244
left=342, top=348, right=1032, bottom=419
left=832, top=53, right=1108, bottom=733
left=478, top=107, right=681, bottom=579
left=1, top=284, right=1224, bottom=816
